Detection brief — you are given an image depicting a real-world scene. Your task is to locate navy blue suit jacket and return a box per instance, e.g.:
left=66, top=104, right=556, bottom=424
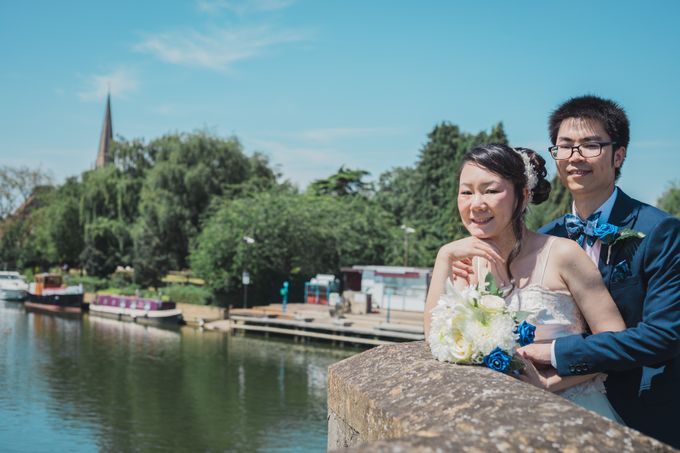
left=539, top=189, right=680, bottom=448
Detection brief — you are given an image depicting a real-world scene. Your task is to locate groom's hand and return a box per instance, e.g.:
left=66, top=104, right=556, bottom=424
left=450, top=257, right=474, bottom=281
left=517, top=343, right=552, bottom=367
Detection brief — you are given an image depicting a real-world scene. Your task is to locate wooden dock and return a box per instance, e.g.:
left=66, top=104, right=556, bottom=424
left=204, top=303, right=425, bottom=346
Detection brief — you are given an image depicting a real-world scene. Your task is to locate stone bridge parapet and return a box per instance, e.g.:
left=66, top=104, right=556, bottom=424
left=327, top=341, right=675, bottom=452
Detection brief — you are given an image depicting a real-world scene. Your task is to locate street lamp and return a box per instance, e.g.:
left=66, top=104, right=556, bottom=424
left=400, top=225, right=415, bottom=267
left=242, top=236, right=255, bottom=308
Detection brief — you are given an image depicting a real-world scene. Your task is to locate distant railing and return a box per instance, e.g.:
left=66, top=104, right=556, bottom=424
left=327, top=341, right=675, bottom=452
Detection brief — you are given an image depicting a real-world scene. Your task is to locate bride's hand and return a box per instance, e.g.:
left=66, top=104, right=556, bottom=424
left=517, top=355, right=556, bottom=391
left=437, top=237, right=505, bottom=267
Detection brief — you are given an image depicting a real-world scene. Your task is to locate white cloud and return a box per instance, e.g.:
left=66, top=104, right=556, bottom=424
left=78, top=68, right=139, bottom=102
left=197, top=0, right=295, bottom=15
left=134, top=24, right=308, bottom=72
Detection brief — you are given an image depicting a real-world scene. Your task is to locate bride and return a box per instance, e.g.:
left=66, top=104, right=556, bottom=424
left=423, top=143, right=626, bottom=421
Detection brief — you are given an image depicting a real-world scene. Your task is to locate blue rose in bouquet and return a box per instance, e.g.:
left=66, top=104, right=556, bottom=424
left=516, top=320, right=536, bottom=347
left=484, top=347, right=512, bottom=373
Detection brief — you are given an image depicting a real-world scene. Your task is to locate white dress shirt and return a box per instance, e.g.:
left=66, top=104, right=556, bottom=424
left=550, top=187, right=620, bottom=368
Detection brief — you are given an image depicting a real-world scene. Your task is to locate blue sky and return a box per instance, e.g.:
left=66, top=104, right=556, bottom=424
left=1, top=0, right=679, bottom=204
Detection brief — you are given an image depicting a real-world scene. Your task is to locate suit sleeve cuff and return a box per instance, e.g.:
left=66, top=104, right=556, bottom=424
left=550, top=340, right=557, bottom=368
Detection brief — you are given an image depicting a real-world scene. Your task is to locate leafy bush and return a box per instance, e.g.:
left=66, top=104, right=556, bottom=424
left=109, top=270, right=136, bottom=289
left=64, top=275, right=109, bottom=292
left=164, top=284, right=212, bottom=305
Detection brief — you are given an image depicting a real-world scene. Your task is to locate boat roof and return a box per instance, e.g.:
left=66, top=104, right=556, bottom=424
left=0, top=271, right=22, bottom=276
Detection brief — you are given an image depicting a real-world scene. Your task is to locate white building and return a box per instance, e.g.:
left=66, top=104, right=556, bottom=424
left=341, top=265, right=432, bottom=313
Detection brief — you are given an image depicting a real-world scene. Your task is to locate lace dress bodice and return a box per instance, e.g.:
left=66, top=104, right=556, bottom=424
left=498, top=238, right=607, bottom=401
left=505, top=285, right=587, bottom=343
left=506, top=284, right=607, bottom=400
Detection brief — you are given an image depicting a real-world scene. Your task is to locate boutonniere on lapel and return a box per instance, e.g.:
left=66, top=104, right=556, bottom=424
left=595, top=223, right=646, bottom=265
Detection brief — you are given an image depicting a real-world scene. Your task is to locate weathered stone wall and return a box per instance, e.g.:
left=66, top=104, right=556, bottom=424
left=327, top=341, right=676, bottom=452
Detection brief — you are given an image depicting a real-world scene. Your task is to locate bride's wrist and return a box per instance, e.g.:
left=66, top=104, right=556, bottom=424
left=435, top=249, right=455, bottom=264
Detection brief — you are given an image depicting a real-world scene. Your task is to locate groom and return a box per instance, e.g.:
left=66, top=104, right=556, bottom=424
left=520, top=95, right=680, bottom=447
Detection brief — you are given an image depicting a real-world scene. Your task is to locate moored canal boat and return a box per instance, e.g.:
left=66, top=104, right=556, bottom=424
left=0, top=271, right=29, bottom=301
left=26, top=273, right=84, bottom=313
left=89, top=294, right=183, bottom=325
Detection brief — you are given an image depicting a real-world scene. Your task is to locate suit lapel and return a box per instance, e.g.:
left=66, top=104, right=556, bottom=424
left=598, top=189, right=640, bottom=282
left=607, top=189, right=639, bottom=229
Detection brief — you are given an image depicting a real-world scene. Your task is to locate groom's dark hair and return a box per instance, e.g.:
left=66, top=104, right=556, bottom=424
left=549, top=95, right=630, bottom=181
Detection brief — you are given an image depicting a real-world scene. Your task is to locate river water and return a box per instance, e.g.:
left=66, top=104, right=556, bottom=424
left=0, top=300, right=357, bottom=452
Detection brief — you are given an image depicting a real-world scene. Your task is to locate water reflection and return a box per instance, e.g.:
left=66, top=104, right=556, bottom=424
left=0, top=300, right=357, bottom=452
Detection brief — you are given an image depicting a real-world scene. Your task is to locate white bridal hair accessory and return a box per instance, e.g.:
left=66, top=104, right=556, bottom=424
left=514, top=148, right=538, bottom=200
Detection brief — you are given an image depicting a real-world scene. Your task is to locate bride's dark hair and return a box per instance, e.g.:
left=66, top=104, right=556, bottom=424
left=458, top=144, right=551, bottom=285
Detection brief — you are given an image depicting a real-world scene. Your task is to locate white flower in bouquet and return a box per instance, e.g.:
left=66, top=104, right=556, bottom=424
left=460, top=286, right=481, bottom=302
left=439, top=278, right=468, bottom=306
left=429, top=296, right=474, bottom=362
left=479, top=294, right=505, bottom=312
left=487, top=313, right=518, bottom=352
left=428, top=274, right=536, bottom=373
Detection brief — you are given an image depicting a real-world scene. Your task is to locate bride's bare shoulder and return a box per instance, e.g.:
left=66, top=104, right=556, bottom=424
left=545, top=236, right=592, bottom=266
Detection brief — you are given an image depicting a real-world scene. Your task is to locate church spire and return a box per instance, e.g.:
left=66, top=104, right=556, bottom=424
left=95, top=93, right=113, bottom=168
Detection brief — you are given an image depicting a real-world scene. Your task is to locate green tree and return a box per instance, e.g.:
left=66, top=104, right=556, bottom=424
left=0, top=165, right=55, bottom=269
left=373, top=166, right=417, bottom=225
left=657, top=181, right=680, bottom=218
left=375, top=122, right=508, bottom=266
left=0, top=185, right=56, bottom=270
left=526, top=174, right=571, bottom=230
left=133, top=132, right=277, bottom=286
left=307, top=166, right=373, bottom=197
left=80, top=218, right=132, bottom=277
left=190, top=190, right=396, bottom=306
left=76, top=138, right=158, bottom=275
left=0, top=165, right=53, bottom=219
left=27, top=177, right=85, bottom=267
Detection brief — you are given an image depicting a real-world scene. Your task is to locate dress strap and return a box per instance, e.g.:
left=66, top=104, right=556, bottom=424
left=539, top=237, right=558, bottom=287
left=469, top=256, right=483, bottom=288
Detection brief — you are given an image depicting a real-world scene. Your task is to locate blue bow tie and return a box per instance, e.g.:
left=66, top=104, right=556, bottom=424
left=564, top=212, right=619, bottom=247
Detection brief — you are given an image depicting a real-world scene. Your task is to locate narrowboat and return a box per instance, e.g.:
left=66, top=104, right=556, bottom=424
left=89, top=294, right=183, bottom=325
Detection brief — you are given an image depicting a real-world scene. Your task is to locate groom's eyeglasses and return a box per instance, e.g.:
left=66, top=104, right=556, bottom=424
left=548, top=141, right=617, bottom=160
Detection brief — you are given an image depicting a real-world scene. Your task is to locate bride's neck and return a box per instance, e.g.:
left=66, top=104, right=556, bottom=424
left=488, top=226, right=525, bottom=261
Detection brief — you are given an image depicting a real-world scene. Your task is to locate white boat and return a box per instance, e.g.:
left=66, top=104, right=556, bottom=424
left=0, top=271, right=29, bottom=301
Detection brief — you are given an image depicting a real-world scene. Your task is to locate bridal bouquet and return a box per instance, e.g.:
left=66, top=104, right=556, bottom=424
left=428, top=274, right=535, bottom=373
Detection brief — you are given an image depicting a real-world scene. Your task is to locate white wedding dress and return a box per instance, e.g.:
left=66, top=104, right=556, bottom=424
left=500, top=237, right=623, bottom=423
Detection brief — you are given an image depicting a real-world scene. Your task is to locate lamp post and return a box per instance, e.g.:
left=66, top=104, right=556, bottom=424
left=400, top=225, right=415, bottom=267
left=242, top=236, right=255, bottom=308
left=385, top=287, right=392, bottom=324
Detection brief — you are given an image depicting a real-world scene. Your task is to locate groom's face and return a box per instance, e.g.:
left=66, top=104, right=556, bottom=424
left=554, top=117, right=626, bottom=200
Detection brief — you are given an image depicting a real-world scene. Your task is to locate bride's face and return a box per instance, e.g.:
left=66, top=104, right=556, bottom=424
left=457, top=162, right=517, bottom=239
